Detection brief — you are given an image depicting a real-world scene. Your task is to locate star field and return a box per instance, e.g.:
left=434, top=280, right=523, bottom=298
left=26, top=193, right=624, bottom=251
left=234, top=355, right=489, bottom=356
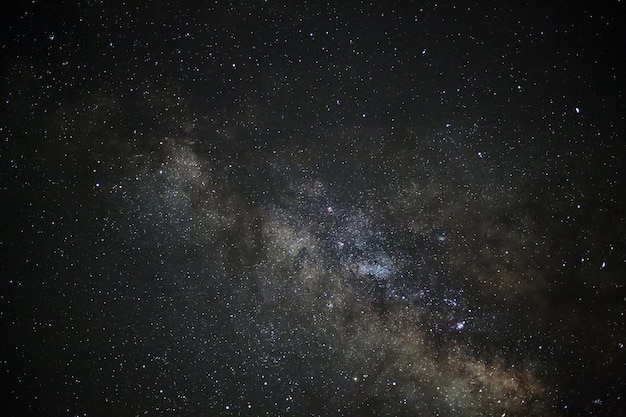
left=1, top=1, right=625, bottom=416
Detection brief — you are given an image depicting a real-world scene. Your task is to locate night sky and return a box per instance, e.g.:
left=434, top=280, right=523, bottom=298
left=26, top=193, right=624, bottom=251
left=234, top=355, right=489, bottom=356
left=1, top=1, right=625, bottom=416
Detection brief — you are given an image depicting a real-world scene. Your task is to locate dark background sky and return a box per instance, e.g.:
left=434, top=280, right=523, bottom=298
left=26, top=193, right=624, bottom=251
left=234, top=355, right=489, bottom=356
left=1, top=1, right=625, bottom=416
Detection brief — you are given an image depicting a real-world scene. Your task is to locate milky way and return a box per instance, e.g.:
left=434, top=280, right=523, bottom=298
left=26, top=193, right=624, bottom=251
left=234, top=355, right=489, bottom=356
left=89, top=132, right=608, bottom=415
left=1, top=1, right=625, bottom=416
